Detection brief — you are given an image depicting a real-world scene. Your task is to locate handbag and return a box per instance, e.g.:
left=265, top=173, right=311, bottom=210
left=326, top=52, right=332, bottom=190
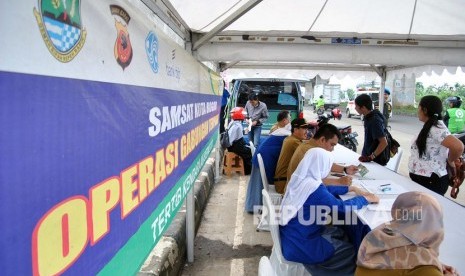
left=386, top=129, right=400, bottom=157
left=220, top=128, right=231, bottom=149
left=446, top=157, right=465, bottom=199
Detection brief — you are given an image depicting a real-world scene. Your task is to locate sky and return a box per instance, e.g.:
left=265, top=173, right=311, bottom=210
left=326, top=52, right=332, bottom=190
left=333, top=67, right=465, bottom=91
left=416, top=68, right=465, bottom=87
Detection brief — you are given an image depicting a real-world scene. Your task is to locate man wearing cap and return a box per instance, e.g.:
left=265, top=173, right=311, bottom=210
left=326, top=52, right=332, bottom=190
left=383, top=88, right=392, bottom=128
left=274, top=118, right=309, bottom=194
left=287, top=124, right=359, bottom=188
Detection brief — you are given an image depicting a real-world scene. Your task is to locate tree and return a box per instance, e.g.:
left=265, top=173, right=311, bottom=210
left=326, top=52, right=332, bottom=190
left=416, top=82, right=465, bottom=107
left=346, top=89, right=355, bottom=100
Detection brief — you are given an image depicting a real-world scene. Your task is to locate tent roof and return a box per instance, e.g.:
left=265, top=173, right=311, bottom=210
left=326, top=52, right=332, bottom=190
left=144, top=0, right=465, bottom=78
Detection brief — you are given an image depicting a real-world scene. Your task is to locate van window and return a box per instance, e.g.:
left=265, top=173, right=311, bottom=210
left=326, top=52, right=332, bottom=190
left=237, top=80, right=299, bottom=109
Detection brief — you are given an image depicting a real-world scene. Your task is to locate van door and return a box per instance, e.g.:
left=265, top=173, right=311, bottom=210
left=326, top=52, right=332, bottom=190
left=230, top=79, right=303, bottom=132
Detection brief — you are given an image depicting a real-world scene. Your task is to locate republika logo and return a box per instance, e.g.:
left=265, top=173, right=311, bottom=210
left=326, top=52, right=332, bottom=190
left=33, top=0, right=87, bottom=62
left=110, top=5, right=133, bottom=70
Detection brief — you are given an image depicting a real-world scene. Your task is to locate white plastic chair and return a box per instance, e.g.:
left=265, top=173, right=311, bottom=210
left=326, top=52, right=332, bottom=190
left=258, top=256, right=276, bottom=276
left=249, top=141, right=256, bottom=156
left=256, top=153, right=283, bottom=231
left=262, top=190, right=310, bottom=276
left=385, top=147, right=403, bottom=173
left=257, top=153, right=282, bottom=205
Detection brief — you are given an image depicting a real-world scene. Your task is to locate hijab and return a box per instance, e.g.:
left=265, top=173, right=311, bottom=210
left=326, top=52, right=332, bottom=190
left=357, top=191, right=443, bottom=271
left=279, top=147, right=333, bottom=225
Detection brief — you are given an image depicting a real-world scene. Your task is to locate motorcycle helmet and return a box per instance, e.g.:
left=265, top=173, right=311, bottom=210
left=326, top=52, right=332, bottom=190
left=230, top=107, right=246, bottom=120
left=331, top=108, right=342, bottom=120
left=447, top=96, right=462, bottom=108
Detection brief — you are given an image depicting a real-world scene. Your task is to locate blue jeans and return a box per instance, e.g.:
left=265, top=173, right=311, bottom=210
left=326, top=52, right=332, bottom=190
left=248, top=125, right=262, bottom=148
left=244, top=164, right=262, bottom=213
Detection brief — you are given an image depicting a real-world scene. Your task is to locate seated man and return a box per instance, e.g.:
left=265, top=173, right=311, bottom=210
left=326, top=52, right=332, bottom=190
left=269, top=110, right=291, bottom=135
left=274, top=118, right=310, bottom=194
left=286, top=124, right=359, bottom=192
left=227, top=107, right=252, bottom=175
left=244, top=126, right=289, bottom=213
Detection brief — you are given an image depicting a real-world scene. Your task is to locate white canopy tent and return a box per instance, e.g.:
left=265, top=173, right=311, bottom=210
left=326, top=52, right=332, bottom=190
left=135, top=0, right=465, bottom=262
left=140, top=0, right=465, bottom=98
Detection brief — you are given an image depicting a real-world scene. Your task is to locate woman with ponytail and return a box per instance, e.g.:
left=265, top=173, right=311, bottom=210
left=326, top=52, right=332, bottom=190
left=408, top=95, right=464, bottom=195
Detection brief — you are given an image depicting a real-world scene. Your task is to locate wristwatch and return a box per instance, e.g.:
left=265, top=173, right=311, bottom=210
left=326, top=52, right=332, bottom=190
left=370, top=152, right=376, bottom=159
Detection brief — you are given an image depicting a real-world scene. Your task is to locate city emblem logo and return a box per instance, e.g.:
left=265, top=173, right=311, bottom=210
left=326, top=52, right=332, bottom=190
left=110, top=5, right=133, bottom=70
left=145, top=31, right=159, bottom=73
left=33, top=0, right=87, bottom=62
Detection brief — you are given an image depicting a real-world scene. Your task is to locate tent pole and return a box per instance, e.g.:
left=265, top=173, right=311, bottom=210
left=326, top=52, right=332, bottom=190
left=379, top=68, right=387, bottom=115
left=370, top=65, right=386, bottom=114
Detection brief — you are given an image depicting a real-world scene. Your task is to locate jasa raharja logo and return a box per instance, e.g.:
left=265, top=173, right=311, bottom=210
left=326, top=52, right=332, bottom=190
left=145, top=31, right=159, bottom=74
left=33, top=0, right=86, bottom=62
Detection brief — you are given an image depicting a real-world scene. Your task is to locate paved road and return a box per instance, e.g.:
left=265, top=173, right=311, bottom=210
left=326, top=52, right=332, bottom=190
left=304, top=107, right=464, bottom=206
left=181, top=108, right=464, bottom=276
left=181, top=174, right=272, bottom=276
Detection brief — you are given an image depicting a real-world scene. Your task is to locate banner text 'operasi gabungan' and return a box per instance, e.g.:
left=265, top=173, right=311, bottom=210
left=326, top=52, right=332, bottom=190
left=31, top=114, right=218, bottom=276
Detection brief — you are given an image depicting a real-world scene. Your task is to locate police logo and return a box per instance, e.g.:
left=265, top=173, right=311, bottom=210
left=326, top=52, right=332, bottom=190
left=145, top=31, right=159, bottom=74
left=33, top=0, right=86, bottom=62
left=110, top=5, right=133, bottom=70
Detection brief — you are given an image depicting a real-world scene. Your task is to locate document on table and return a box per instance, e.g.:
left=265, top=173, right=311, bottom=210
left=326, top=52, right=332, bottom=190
left=367, top=198, right=397, bottom=211
left=359, top=180, right=407, bottom=195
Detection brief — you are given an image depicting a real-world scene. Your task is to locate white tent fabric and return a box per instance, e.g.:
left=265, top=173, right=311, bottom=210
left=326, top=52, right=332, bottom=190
left=161, top=0, right=465, bottom=78
left=223, top=68, right=379, bottom=81
left=170, top=0, right=465, bottom=38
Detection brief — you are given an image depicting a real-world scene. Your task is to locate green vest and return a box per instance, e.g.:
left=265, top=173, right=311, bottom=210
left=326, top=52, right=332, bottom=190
left=447, top=107, right=465, bottom=133
left=316, top=98, right=325, bottom=107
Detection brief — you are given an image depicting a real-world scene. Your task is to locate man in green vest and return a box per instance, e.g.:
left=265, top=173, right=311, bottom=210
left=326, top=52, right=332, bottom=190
left=314, top=95, right=325, bottom=115
left=444, top=96, right=465, bottom=134
left=316, top=95, right=325, bottom=109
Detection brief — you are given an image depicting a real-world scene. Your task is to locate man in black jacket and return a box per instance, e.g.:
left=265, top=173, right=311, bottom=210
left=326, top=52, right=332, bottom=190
left=354, top=94, right=389, bottom=165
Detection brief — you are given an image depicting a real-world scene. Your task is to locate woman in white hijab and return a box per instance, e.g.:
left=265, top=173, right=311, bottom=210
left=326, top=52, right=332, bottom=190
left=279, top=148, right=378, bottom=275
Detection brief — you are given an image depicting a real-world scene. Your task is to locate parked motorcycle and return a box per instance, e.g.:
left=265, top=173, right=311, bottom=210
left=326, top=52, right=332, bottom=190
left=308, top=108, right=358, bottom=152
left=313, top=105, right=325, bottom=116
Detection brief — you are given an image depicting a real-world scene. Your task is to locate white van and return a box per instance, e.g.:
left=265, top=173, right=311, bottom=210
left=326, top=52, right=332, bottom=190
left=229, top=78, right=304, bottom=132
left=346, top=89, right=392, bottom=119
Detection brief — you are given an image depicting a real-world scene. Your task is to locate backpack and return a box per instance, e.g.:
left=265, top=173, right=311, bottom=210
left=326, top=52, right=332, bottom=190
left=220, top=129, right=231, bottom=149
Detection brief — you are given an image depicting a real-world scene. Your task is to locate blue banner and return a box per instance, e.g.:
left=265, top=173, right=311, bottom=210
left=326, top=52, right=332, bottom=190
left=0, top=71, right=220, bottom=275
